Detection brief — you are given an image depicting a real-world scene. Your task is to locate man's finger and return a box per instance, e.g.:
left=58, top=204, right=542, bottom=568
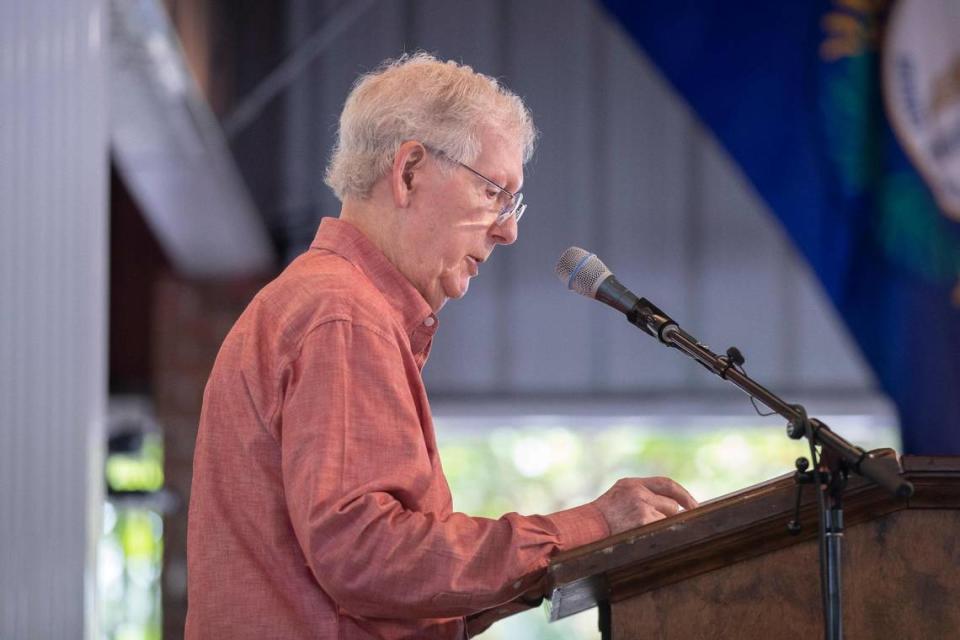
left=642, top=477, right=699, bottom=510
left=637, top=503, right=667, bottom=525
left=644, top=493, right=681, bottom=518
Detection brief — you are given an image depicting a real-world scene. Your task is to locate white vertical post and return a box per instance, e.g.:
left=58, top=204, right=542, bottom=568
left=0, top=0, right=108, bottom=638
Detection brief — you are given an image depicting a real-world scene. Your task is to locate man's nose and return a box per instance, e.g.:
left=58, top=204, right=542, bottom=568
left=491, top=216, right=518, bottom=245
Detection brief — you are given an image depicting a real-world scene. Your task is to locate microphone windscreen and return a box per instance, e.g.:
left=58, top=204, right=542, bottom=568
left=554, top=247, right=613, bottom=298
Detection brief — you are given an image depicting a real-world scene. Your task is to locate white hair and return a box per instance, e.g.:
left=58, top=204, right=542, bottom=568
left=324, top=52, right=537, bottom=201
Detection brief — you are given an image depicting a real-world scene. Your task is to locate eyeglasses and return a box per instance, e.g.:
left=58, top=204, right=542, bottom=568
left=428, top=147, right=527, bottom=225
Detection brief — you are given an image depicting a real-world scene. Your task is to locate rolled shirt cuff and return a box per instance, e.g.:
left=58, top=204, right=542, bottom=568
left=546, top=502, right=610, bottom=551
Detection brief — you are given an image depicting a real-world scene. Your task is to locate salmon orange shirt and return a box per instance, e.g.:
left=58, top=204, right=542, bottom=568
left=185, top=218, right=609, bottom=639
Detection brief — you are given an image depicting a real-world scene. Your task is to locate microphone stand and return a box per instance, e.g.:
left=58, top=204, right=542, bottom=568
left=622, top=298, right=913, bottom=640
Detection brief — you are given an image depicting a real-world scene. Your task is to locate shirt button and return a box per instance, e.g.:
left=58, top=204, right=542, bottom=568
left=423, top=316, right=435, bottom=327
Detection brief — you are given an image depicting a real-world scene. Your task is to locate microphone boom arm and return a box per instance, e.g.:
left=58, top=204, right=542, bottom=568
left=556, top=246, right=911, bottom=640
left=626, top=301, right=912, bottom=499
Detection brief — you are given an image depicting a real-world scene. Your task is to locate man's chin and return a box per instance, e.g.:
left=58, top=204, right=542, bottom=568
left=437, top=282, right=468, bottom=309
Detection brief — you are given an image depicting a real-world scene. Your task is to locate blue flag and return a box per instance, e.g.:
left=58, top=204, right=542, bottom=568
left=600, top=0, right=960, bottom=454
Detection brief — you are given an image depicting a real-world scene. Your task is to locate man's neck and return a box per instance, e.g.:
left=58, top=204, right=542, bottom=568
left=339, top=194, right=396, bottom=250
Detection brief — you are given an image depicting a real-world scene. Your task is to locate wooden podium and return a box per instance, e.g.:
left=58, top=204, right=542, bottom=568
left=469, top=454, right=960, bottom=639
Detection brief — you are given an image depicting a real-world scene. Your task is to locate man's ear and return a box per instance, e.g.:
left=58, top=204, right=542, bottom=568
left=391, top=141, right=427, bottom=208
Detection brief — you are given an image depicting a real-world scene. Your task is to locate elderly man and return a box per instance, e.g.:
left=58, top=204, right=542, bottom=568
left=186, top=53, right=697, bottom=639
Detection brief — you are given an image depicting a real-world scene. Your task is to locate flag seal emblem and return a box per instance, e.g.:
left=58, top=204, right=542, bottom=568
left=883, top=0, right=960, bottom=221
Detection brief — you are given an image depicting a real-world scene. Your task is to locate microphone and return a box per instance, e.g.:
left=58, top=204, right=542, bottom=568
left=554, top=247, right=678, bottom=342
left=554, top=247, right=915, bottom=500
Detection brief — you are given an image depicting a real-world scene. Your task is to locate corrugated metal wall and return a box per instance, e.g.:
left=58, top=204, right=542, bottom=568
left=280, top=0, right=880, bottom=411
left=0, top=0, right=108, bottom=638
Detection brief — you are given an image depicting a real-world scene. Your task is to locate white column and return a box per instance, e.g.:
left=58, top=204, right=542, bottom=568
left=0, top=0, right=108, bottom=638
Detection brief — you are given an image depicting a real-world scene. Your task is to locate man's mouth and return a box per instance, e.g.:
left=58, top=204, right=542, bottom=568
left=466, top=255, right=483, bottom=276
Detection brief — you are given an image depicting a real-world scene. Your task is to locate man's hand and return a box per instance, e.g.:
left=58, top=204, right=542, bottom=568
left=593, top=477, right=699, bottom=535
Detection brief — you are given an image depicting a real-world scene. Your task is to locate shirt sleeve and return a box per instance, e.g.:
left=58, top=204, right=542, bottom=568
left=274, top=319, right=610, bottom=620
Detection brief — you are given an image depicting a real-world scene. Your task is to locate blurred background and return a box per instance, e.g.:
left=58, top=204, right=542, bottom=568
left=6, top=0, right=959, bottom=638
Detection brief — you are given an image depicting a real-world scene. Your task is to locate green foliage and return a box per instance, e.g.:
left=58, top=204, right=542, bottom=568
left=105, top=435, right=164, bottom=493
left=100, top=505, right=164, bottom=640
left=438, top=418, right=899, bottom=639
left=96, top=416, right=897, bottom=640
left=100, top=434, right=165, bottom=640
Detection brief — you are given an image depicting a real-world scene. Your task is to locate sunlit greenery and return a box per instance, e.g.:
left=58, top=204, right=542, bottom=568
left=437, top=416, right=900, bottom=639
left=96, top=415, right=897, bottom=639
left=105, top=436, right=164, bottom=494
left=100, top=434, right=165, bottom=640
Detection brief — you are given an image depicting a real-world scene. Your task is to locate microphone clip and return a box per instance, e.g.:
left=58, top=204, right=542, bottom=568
left=626, top=298, right=676, bottom=342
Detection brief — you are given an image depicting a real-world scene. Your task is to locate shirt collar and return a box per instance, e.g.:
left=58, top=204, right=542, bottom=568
left=310, top=217, right=439, bottom=341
